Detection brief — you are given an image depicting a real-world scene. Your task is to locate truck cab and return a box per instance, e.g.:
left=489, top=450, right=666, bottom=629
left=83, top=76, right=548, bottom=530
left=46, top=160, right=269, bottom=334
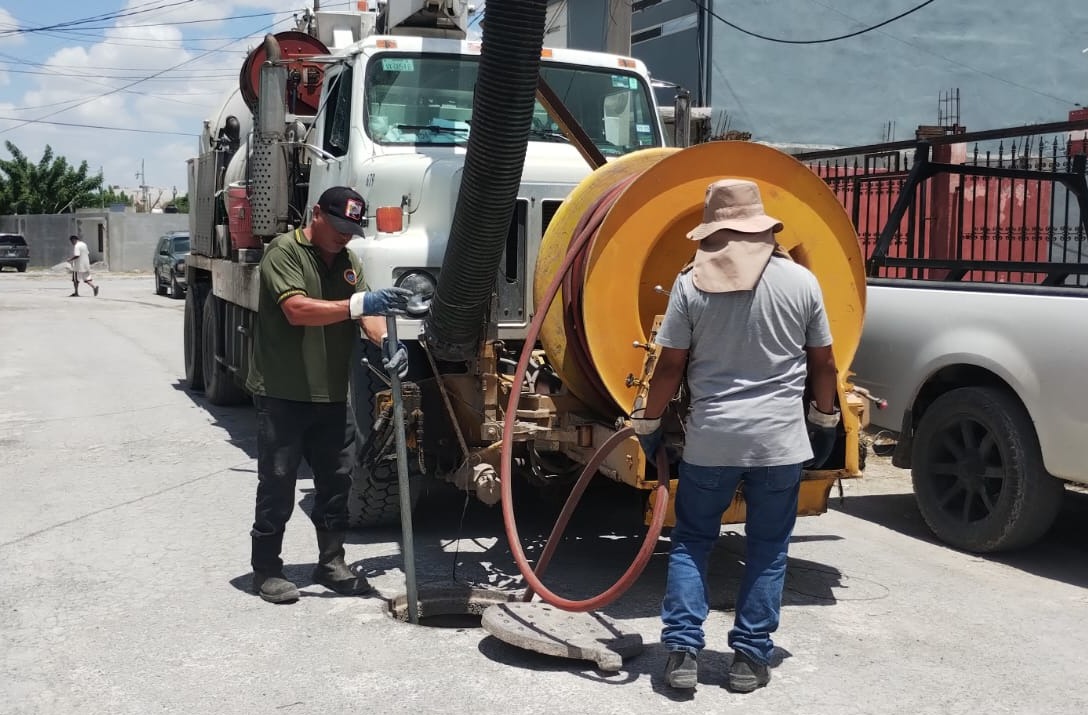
left=306, top=36, right=665, bottom=339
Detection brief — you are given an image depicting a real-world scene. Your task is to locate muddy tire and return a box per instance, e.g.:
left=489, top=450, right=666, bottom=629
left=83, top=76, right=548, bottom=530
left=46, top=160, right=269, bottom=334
left=201, top=295, right=248, bottom=406
left=183, top=281, right=207, bottom=390
left=911, top=386, right=1063, bottom=553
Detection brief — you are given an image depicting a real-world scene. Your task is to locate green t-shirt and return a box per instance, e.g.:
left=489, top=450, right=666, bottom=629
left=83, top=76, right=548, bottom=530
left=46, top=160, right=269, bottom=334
left=245, top=229, right=365, bottom=403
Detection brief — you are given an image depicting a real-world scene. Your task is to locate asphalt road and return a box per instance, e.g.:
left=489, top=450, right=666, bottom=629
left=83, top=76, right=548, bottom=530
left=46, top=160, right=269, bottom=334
left=2, top=272, right=1088, bottom=715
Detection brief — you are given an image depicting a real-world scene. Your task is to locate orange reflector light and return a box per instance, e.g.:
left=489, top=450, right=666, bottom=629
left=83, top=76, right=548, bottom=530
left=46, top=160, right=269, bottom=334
left=376, top=39, right=397, bottom=49
left=618, top=58, right=636, bottom=68
left=376, top=207, right=403, bottom=233
left=540, top=49, right=553, bottom=58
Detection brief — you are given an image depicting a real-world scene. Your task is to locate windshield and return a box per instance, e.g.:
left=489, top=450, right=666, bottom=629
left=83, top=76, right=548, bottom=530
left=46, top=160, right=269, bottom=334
left=365, top=54, right=660, bottom=156
left=171, top=237, right=190, bottom=254
left=0, top=235, right=26, bottom=246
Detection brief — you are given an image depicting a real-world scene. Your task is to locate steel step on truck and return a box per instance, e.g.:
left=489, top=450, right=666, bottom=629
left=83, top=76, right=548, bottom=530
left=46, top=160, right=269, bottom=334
left=800, top=120, right=1088, bottom=552
left=184, top=1, right=871, bottom=532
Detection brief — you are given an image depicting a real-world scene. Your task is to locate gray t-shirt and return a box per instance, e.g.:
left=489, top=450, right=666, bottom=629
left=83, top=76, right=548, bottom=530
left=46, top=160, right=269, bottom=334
left=654, top=256, right=833, bottom=467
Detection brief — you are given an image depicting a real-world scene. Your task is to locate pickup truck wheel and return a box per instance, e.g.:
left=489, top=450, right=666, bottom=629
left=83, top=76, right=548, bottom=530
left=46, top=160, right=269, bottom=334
left=201, top=295, right=248, bottom=406
left=911, top=387, right=1063, bottom=553
left=183, top=282, right=207, bottom=390
left=170, top=275, right=184, bottom=299
left=155, top=272, right=167, bottom=296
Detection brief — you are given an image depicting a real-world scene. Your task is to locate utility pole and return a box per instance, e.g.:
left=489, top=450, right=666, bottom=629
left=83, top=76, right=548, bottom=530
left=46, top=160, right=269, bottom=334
left=604, top=0, right=631, bottom=57
left=136, top=159, right=149, bottom=213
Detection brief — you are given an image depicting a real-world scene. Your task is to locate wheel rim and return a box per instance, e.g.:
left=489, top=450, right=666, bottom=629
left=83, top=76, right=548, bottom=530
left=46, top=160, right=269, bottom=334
left=920, top=416, right=1005, bottom=525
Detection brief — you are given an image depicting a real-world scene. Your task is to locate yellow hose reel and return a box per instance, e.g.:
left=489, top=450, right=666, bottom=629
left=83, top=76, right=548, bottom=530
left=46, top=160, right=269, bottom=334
left=533, top=141, right=868, bottom=500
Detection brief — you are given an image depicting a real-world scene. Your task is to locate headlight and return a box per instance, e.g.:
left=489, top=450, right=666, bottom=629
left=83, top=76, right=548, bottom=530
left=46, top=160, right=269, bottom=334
left=394, top=270, right=436, bottom=316
left=395, top=270, right=436, bottom=297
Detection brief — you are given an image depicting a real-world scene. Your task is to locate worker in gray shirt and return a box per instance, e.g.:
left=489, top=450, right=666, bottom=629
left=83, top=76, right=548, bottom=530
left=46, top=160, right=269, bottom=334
left=632, top=179, right=841, bottom=693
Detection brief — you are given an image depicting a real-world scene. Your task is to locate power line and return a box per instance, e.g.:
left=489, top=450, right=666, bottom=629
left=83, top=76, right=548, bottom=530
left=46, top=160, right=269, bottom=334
left=15, top=11, right=286, bottom=34
left=0, top=67, right=235, bottom=80
left=0, top=20, right=283, bottom=136
left=0, top=0, right=198, bottom=38
left=0, top=115, right=197, bottom=136
left=688, top=0, right=939, bottom=45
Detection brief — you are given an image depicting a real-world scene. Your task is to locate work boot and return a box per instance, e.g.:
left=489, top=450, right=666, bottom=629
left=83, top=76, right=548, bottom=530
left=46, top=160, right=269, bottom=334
left=252, top=572, right=300, bottom=604
left=664, top=650, right=698, bottom=689
left=312, top=530, right=374, bottom=596
left=92, top=285, right=99, bottom=296
left=727, top=650, right=771, bottom=693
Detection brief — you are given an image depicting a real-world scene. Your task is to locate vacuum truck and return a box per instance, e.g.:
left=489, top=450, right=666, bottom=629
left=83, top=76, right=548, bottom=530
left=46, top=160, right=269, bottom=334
left=183, top=0, right=869, bottom=530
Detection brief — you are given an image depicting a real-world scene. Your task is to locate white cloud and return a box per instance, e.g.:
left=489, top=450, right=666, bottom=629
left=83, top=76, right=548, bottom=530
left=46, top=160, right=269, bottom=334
left=0, top=1, right=310, bottom=195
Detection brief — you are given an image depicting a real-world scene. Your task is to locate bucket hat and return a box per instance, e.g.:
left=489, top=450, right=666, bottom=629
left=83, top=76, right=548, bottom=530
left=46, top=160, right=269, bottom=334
left=688, top=180, right=784, bottom=293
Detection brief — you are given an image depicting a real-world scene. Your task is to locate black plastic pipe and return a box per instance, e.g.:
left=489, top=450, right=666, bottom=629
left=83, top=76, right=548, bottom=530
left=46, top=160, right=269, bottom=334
left=424, top=0, right=548, bottom=361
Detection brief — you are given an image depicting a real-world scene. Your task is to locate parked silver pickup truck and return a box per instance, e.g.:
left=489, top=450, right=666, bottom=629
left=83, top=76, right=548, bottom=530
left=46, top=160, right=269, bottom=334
left=797, top=118, right=1088, bottom=552
left=852, top=280, right=1088, bottom=552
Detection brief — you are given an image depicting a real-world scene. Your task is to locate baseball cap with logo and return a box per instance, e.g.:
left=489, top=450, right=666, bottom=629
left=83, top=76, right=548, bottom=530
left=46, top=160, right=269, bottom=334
left=317, top=186, right=368, bottom=236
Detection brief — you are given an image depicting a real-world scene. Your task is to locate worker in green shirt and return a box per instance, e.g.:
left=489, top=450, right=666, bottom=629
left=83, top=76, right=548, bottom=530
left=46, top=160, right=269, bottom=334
left=246, top=186, right=412, bottom=604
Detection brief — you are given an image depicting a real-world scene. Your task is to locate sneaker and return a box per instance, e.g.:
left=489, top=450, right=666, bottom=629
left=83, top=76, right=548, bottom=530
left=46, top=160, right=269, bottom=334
left=727, top=650, right=771, bottom=693
left=664, top=650, right=698, bottom=689
left=252, top=572, right=300, bottom=604
left=93, top=285, right=99, bottom=296
left=68, top=292, right=78, bottom=297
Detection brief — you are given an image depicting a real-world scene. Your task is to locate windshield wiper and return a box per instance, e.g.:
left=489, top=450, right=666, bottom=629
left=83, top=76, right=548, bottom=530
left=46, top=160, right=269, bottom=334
left=528, top=128, right=571, bottom=143
left=395, top=124, right=469, bottom=135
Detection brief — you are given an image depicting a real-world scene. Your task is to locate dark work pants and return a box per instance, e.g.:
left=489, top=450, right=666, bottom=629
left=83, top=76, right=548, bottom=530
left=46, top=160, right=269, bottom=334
left=250, top=395, right=354, bottom=574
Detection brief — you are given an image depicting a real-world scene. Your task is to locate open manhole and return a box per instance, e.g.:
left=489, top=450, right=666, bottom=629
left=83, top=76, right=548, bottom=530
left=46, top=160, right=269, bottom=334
left=385, top=582, right=516, bottom=629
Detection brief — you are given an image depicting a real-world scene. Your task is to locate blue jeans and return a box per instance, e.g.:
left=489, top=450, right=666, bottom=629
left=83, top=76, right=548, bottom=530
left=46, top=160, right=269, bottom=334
left=661, top=461, right=801, bottom=665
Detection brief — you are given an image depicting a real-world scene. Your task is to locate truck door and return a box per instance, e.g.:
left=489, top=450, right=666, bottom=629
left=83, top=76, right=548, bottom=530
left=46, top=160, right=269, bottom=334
left=311, top=64, right=355, bottom=203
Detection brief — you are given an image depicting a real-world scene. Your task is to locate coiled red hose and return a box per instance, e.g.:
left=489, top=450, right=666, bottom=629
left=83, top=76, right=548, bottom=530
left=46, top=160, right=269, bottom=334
left=499, top=180, right=672, bottom=612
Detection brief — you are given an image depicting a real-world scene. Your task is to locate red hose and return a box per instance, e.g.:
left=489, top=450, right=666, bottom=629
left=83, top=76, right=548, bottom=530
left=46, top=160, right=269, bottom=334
left=499, top=179, right=672, bottom=612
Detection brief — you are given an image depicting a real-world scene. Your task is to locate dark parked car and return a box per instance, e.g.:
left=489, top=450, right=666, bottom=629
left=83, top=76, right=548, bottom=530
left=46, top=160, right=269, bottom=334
left=0, top=234, right=29, bottom=272
left=153, top=231, right=189, bottom=298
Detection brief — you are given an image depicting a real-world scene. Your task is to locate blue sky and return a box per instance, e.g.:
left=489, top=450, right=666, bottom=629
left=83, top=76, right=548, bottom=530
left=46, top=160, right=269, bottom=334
left=0, top=1, right=321, bottom=200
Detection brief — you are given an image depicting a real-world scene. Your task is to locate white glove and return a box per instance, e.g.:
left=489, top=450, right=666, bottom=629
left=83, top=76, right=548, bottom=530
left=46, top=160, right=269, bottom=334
left=807, top=402, right=841, bottom=428
left=631, top=416, right=662, bottom=435
left=349, top=292, right=367, bottom=319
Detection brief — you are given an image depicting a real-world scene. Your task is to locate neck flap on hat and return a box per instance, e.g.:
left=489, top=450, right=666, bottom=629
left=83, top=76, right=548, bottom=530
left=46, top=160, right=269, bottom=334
left=692, top=229, right=776, bottom=293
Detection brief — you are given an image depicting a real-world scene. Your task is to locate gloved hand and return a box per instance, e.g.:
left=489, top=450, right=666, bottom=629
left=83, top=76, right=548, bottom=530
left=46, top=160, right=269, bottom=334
left=631, top=416, right=664, bottom=464
left=382, top=337, right=409, bottom=380
left=804, top=402, right=841, bottom=469
left=349, top=287, right=413, bottom=318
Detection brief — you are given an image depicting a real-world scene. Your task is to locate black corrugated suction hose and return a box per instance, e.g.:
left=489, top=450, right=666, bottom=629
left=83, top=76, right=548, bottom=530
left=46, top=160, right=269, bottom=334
left=423, top=0, right=548, bottom=361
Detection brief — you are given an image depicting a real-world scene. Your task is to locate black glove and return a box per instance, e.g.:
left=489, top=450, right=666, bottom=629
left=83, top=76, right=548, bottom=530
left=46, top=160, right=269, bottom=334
left=804, top=402, right=840, bottom=469
left=631, top=417, right=664, bottom=464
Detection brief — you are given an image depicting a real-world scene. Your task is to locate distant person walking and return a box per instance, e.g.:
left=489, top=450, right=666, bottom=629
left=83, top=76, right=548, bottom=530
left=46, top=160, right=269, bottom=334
left=67, top=235, right=99, bottom=297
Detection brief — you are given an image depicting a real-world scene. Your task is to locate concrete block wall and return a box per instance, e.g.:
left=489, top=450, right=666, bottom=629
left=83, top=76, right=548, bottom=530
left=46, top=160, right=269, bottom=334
left=0, top=212, right=188, bottom=271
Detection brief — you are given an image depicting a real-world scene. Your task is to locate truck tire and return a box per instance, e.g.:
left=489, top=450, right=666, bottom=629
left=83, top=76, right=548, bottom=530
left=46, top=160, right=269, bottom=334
left=346, top=338, right=423, bottom=527
left=347, top=460, right=424, bottom=528
left=201, top=295, right=248, bottom=406
left=170, top=275, right=184, bottom=299
left=155, top=272, right=167, bottom=296
left=911, top=386, right=1063, bottom=553
left=183, top=281, right=207, bottom=391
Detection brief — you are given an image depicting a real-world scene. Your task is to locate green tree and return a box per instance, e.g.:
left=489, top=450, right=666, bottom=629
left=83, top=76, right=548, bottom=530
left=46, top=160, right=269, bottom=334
left=0, top=141, right=104, bottom=214
left=98, top=187, right=132, bottom=208
left=169, top=194, right=189, bottom=213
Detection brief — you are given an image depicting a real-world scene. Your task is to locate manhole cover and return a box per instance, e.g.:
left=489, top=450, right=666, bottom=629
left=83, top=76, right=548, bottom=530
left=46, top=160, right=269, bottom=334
left=481, top=602, right=643, bottom=671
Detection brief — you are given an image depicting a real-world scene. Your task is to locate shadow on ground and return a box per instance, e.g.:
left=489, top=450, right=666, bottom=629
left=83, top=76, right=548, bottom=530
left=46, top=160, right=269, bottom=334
left=835, top=486, right=1088, bottom=589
